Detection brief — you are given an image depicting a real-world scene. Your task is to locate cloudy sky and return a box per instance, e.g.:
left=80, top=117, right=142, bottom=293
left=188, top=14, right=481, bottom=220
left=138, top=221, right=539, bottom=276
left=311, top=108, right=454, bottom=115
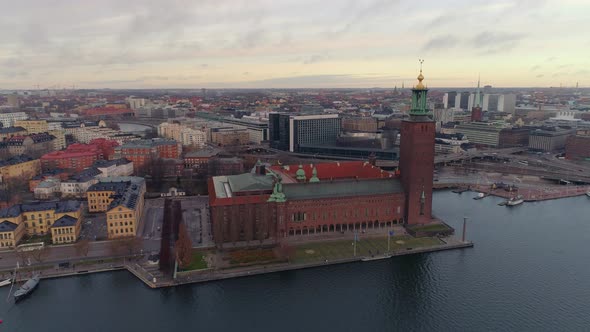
left=0, top=0, right=588, bottom=89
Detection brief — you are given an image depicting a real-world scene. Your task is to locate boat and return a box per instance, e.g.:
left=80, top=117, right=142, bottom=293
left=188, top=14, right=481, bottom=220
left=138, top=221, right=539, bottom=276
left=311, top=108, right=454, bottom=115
left=361, top=255, right=392, bottom=262
left=14, top=274, right=40, bottom=302
left=452, top=187, right=469, bottom=194
left=586, top=191, right=590, bottom=197
left=0, top=278, right=11, bottom=287
left=506, top=195, right=524, bottom=206
left=473, top=193, right=488, bottom=200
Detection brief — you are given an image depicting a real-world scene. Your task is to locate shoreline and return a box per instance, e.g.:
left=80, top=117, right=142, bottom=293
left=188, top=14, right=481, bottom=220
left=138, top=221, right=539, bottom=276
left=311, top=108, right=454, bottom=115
left=6, top=239, right=473, bottom=288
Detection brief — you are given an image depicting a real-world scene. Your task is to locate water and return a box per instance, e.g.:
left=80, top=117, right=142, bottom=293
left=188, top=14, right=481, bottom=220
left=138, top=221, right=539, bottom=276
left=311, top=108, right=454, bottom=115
left=118, top=123, right=153, bottom=133
left=1, top=191, right=590, bottom=331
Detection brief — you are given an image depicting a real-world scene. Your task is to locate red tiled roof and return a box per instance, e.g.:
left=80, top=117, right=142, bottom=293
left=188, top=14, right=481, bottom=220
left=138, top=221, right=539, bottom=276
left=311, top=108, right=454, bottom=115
left=269, top=161, right=394, bottom=183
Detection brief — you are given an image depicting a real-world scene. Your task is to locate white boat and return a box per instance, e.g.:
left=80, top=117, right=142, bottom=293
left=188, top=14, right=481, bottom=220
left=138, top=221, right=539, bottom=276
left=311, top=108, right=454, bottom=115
left=506, top=195, right=524, bottom=206
left=361, top=255, right=392, bottom=261
left=0, top=278, right=12, bottom=287
left=586, top=192, right=590, bottom=197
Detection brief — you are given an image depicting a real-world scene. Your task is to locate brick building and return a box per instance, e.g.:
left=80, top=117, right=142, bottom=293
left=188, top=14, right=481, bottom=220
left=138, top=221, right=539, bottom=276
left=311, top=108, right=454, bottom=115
left=209, top=71, right=437, bottom=246
left=40, top=138, right=118, bottom=172
left=498, top=128, right=531, bottom=148
left=116, top=139, right=181, bottom=174
left=565, top=131, right=590, bottom=161
left=6, top=133, right=56, bottom=158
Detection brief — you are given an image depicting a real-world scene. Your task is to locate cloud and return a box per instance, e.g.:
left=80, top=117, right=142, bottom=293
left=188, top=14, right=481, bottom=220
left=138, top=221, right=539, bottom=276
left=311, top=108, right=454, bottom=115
left=422, top=35, right=459, bottom=51
left=303, top=55, right=329, bottom=65
left=530, top=65, right=541, bottom=71
left=536, top=74, right=544, bottom=78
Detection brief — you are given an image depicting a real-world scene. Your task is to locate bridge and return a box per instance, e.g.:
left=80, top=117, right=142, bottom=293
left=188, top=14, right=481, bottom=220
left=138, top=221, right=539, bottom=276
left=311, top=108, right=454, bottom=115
left=375, top=147, right=528, bottom=168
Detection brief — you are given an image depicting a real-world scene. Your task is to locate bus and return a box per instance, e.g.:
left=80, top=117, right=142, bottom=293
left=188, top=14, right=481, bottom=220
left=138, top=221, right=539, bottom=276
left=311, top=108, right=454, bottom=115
left=16, top=242, right=45, bottom=252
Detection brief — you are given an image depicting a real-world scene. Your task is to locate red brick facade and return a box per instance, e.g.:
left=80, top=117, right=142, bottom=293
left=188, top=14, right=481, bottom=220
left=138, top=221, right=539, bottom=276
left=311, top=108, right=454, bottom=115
left=399, top=118, right=435, bottom=224
left=40, top=138, right=118, bottom=172
left=565, top=135, right=590, bottom=161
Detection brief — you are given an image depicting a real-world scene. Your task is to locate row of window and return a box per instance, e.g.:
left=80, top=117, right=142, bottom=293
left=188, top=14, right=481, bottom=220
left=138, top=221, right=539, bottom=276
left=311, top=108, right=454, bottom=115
left=0, top=233, right=13, bottom=239
left=23, top=213, right=52, bottom=220
left=109, top=221, right=133, bottom=227
left=0, top=241, right=14, bottom=247
left=291, top=207, right=401, bottom=222
left=108, top=213, right=133, bottom=220
left=55, top=236, right=74, bottom=242
left=55, top=227, right=73, bottom=234
left=110, top=228, right=132, bottom=234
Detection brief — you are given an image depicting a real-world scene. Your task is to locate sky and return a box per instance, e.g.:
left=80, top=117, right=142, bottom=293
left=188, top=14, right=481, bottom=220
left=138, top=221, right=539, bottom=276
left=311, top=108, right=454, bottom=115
left=0, top=0, right=589, bottom=89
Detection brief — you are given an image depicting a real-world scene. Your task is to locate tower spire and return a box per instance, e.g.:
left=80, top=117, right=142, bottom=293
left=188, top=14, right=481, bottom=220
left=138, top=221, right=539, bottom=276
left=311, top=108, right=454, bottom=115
left=409, top=59, right=429, bottom=116
left=475, top=74, right=481, bottom=107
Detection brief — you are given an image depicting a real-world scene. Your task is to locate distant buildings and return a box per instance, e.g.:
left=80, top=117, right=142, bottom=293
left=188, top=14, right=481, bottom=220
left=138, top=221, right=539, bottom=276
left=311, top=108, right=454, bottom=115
left=0, top=155, right=41, bottom=184
left=528, top=127, right=576, bottom=151
left=211, top=128, right=250, bottom=146
left=158, top=122, right=206, bottom=147
left=269, top=113, right=341, bottom=152
left=0, top=112, right=28, bottom=128
left=5, top=132, right=56, bottom=158
left=41, top=138, right=118, bottom=172
left=565, top=130, right=590, bottom=161
left=454, top=122, right=508, bottom=147
left=116, top=139, right=181, bottom=174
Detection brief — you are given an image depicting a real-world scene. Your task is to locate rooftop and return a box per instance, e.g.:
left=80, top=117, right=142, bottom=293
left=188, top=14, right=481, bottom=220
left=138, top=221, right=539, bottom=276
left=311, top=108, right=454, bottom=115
left=0, top=221, right=17, bottom=232
left=0, top=200, right=81, bottom=217
left=0, top=155, right=36, bottom=168
left=282, top=178, right=403, bottom=200
left=51, top=215, right=78, bottom=227
left=269, top=161, right=394, bottom=183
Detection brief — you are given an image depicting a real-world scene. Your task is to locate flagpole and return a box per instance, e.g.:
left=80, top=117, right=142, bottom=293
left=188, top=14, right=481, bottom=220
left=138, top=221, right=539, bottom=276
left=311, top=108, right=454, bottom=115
left=353, top=231, right=357, bottom=257
left=387, top=229, right=394, bottom=253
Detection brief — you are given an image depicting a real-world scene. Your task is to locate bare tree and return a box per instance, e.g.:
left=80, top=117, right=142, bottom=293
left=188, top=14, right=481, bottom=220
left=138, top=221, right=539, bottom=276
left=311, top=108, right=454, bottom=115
left=175, top=223, right=193, bottom=269
left=75, top=238, right=91, bottom=257
left=30, top=246, right=51, bottom=263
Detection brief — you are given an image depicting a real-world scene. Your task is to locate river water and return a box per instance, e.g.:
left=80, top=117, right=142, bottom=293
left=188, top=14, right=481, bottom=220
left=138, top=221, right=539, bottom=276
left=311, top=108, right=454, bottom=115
left=1, top=191, right=589, bottom=331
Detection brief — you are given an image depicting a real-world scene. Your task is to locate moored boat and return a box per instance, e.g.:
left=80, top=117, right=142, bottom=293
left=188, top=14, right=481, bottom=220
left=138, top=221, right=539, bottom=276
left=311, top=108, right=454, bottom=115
left=0, top=278, right=11, bottom=287
left=506, top=195, right=524, bottom=206
left=361, top=255, right=392, bottom=261
left=586, top=191, right=590, bottom=197
left=14, top=274, right=40, bottom=302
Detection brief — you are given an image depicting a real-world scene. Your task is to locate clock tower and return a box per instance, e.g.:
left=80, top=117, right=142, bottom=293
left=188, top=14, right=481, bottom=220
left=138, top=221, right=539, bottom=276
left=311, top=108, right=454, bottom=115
left=399, top=60, right=436, bottom=224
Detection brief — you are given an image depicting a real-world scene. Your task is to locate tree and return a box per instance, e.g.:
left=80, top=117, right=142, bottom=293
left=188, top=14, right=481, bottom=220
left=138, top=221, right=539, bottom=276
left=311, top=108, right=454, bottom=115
left=175, top=222, right=193, bottom=269
left=30, top=246, right=51, bottom=263
left=75, top=238, right=91, bottom=257
left=120, top=237, right=143, bottom=255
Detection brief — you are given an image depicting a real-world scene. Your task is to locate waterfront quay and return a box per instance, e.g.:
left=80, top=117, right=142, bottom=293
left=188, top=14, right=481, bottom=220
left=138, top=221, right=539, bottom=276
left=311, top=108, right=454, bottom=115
left=128, top=234, right=473, bottom=289
left=0, top=232, right=472, bottom=289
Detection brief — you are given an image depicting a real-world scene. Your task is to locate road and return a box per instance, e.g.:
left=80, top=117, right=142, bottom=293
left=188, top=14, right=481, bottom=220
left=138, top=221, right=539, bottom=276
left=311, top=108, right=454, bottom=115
left=0, top=239, right=160, bottom=270
left=138, top=198, right=165, bottom=241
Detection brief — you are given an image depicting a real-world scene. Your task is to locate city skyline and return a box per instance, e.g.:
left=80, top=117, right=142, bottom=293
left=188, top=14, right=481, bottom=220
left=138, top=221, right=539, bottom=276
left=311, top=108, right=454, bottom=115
left=0, top=0, right=589, bottom=89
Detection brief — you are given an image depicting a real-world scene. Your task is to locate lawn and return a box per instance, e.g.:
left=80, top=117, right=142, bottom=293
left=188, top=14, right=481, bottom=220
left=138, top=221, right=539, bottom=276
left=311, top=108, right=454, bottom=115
left=407, top=223, right=452, bottom=232
left=228, top=248, right=278, bottom=265
left=21, top=234, right=52, bottom=245
left=182, top=251, right=208, bottom=271
left=292, top=236, right=442, bottom=264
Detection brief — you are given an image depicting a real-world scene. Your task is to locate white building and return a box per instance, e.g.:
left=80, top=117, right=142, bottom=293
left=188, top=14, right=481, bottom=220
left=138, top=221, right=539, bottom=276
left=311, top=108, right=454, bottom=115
left=127, top=97, right=147, bottom=110
left=95, top=159, right=134, bottom=177
left=34, top=178, right=61, bottom=200
left=0, top=112, right=28, bottom=128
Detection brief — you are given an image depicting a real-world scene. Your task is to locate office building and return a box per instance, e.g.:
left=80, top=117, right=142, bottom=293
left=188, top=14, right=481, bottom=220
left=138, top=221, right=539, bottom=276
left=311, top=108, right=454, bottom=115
left=269, top=113, right=341, bottom=152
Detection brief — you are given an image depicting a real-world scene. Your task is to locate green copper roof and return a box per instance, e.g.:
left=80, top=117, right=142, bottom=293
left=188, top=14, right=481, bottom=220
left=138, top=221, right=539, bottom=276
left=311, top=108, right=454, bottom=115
left=309, top=167, right=320, bottom=183
left=295, top=164, right=306, bottom=181
left=282, top=178, right=403, bottom=200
